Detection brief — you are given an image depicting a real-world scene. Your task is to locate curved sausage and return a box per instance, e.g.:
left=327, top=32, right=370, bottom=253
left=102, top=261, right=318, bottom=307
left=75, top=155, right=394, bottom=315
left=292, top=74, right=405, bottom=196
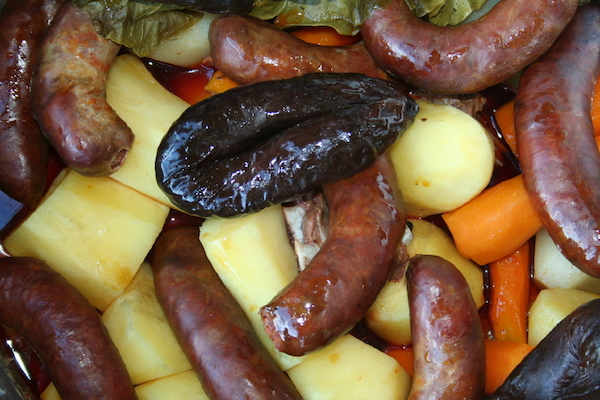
left=32, top=0, right=134, bottom=177
left=152, top=0, right=253, bottom=14
left=151, top=226, right=302, bottom=400
left=406, top=254, right=485, bottom=400
left=0, top=256, right=137, bottom=400
left=259, top=153, right=408, bottom=356
left=515, top=5, right=600, bottom=278
left=361, top=0, right=579, bottom=94
left=209, top=15, right=389, bottom=85
left=157, top=73, right=417, bottom=218
left=0, top=0, right=62, bottom=208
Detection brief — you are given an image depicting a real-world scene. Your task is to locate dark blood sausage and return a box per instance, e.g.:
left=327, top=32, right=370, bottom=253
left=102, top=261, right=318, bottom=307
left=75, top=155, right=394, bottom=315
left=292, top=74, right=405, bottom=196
left=0, top=0, right=62, bottom=208
left=156, top=73, right=418, bottom=218
left=515, top=5, right=600, bottom=278
left=32, top=0, right=134, bottom=177
left=152, top=226, right=302, bottom=400
left=209, top=15, right=389, bottom=85
left=361, top=0, right=579, bottom=94
left=406, top=255, right=485, bottom=400
left=152, top=0, right=253, bottom=14
left=488, top=298, right=600, bottom=400
left=0, top=257, right=137, bottom=400
left=259, top=153, right=408, bottom=356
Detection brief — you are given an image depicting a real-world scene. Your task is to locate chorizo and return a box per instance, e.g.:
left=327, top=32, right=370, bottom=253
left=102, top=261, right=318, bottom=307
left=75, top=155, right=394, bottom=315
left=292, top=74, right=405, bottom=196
left=208, top=15, right=389, bottom=85
left=406, top=254, right=485, bottom=400
left=0, top=256, right=137, bottom=400
left=152, top=226, right=302, bottom=400
left=259, top=153, right=408, bottom=356
left=515, top=4, right=600, bottom=277
left=32, top=0, right=134, bottom=177
left=156, top=73, right=418, bottom=218
left=0, top=0, right=62, bottom=208
left=361, top=0, right=579, bottom=94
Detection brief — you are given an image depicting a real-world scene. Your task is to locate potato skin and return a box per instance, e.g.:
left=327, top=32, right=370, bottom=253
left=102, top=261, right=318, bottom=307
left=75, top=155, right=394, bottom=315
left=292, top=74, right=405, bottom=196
left=515, top=4, right=600, bottom=278
left=0, top=257, right=137, bottom=400
left=152, top=226, right=303, bottom=400
left=406, top=254, right=485, bottom=400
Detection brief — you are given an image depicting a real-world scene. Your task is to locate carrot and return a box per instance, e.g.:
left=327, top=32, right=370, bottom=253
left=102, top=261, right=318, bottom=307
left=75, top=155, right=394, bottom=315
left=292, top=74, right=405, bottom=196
left=204, top=70, right=239, bottom=95
left=495, top=99, right=518, bottom=156
left=593, top=77, right=600, bottom=136
left=385, top=346, right=414, bottom=377
left=441, top=174, right=544, bottom=265
left=290, top=26, right=361, bottom=47
left=488, top=242, right=530, bottom=343
left=484, top=339, right=534, bottom=394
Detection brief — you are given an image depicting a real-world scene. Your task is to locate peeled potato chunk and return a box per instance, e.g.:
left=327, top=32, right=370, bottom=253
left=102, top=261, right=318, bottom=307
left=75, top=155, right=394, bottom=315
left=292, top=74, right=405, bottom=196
left=389, top=100, right=495, bottom=217
left=135, top=370, right=209, bottom=400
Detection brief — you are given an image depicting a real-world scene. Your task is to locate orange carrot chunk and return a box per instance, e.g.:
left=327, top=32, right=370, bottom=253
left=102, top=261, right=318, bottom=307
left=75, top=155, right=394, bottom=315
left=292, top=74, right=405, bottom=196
left=441, top=174, right=544, bottom=266
left=290, top=26, right=361, bottom=47
left=593, top=77, right=600, bottom=136
left=385, top=346, right=414, bottom=378
left=484, top=339, right=534, bottom=394
left=488, top=242, right=530, bottom=343
left=204, top=70, right=239, bottom=95
left=495, top=99, right=518, bottom=157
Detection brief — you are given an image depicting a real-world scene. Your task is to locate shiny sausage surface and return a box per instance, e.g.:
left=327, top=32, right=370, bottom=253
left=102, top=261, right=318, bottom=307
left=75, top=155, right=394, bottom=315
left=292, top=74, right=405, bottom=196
left=515, top=4, right=600, bottom=277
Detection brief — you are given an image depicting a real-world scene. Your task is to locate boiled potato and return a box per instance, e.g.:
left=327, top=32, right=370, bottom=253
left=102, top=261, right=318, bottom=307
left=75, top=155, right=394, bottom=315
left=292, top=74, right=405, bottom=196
left=102, top=263, right=192, bottom=385
left=40, top=383, right=59, bottom=400
left=534, top=228, right=600, bottom=295
left=3, top=170, right=169, bottom=311
left=528, top=287, right=600, bottom=347
left=365, top=218, right=484, bottom=345
left=135, top=370, right=209, bottom=400
left=287, top=335, right=411, bottom=400
left=106, top=54, right=190, bottom=207
left=200, top=204, right=304, bottom=370
left=390, top=100, right=495, bottom=217
left=146, top=13, right=217, bottom=67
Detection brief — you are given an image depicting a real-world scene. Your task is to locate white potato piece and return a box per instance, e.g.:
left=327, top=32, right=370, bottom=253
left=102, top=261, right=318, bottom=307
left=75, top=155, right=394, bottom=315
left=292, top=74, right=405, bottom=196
left=40, top=383, right=59, bottom=400
left=107, top=54, right=190, bottom=207
left=287, top=335, right=411, bottom=400
left=200, top=205, right=305, bottom=370
left=389, top=100, right=495, bottom=217
left=3, top=170, right=169, bottom=311
left=146, top=13, right=217, bottom=67
left=365, top=218, right=484, bottom=345
left=102, top=263, right=192, bottom=385
left=534, top=228, right=600, bottom=295
left=135, top=370, right=209, bottom=400
left=528, top=287, right=600, bottom=347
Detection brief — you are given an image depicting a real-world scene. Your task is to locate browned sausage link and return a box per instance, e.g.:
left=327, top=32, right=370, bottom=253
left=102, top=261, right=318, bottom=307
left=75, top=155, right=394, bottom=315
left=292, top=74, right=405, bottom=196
left=0, top=0, right=62, bottom=208
left=515, top=5, right=600, bottom=278
left=32, top=1, right=134, bottom=177
left=360, top=0, right=579, bottom=94
left=259, top=153, right=406, bottom=356
left=209, top=15, right=389, bottom=85
left=406, top=254, right=485, bottom=400
left=151, top=226, right=303, bottom=400
left=0, top=256, right=137, bottom=400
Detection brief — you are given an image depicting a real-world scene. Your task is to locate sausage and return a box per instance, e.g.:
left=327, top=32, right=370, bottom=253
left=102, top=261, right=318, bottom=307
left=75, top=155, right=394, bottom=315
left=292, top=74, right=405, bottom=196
left=152, top=0, right=253, bottom=14
left=151, top=226, right=303, bottom=400
left=157, top=72, right=418, bottom=218
left=0, top=256, right=137, bottom=400
left=360, top=0, right=579, bottom=94
left=259, top=153, right=408, bottom=356
left=32, top=0, right=134, bottom=177
left=406, top=254, right=485, bottom=400
left=0, top=0, right=61, bottom=208
left=515, top=4, right=600, bottom=278
left=208, top=15, right=389, bottom=85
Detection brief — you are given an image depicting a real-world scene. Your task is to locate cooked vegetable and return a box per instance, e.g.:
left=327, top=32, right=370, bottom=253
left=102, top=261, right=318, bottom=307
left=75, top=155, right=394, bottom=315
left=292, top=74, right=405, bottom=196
left=442, top=174, right=544, bottom=265
left=484, top=340, right=533, bottom=394
left=488, top=242, right=530, bottom=343
left=290, top=26, right=361, bottom=46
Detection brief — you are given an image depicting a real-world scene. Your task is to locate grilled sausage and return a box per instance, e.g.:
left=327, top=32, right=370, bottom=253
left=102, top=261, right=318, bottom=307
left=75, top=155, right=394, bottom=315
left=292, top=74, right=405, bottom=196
left=361, top=0, right=579, bottom=94
left=152, top=226, right=303, bottom=400
left=259, top=153, right=408, bottom=356
left=209, top=15, right=389, bottom=85
left=515, top=4, right=600, bottom=277
left=32, top=0, right=134, bottom=177
left=406, top=254, right=485, bottom=400
left=0, top=0, right=62, bottom=208
left=0, top=256, right=137, bottom=400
